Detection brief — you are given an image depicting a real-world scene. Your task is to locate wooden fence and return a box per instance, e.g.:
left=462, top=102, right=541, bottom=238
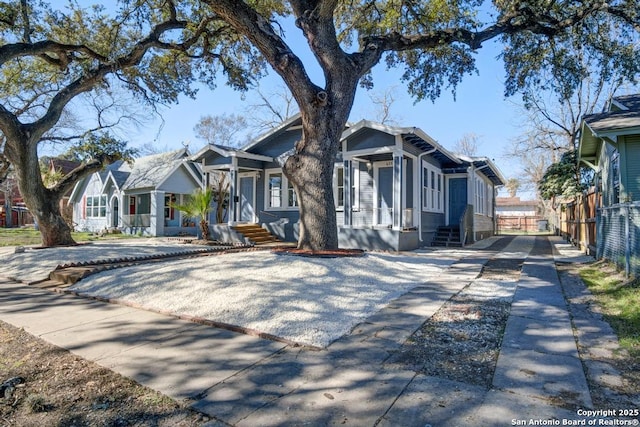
left=557, top=190, right=599, bottom=255
left=496, top=215, right=545, bottom=233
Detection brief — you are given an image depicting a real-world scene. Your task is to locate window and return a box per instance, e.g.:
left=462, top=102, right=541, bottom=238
left=334, top=162, right=359, bottom=210
left=422, top=162, right=443, bottom=213
left=430, top=170, right=436, bottom=208
left=437, top=174, right=442, bottom=211
left=475, top=175, right=487, bottom=215
left=268, top=172, right=282, bottom=208
left=164, top=193, right=176, bottom=220
left=336, top=167, right=345, bottom=208
left=288, top=181, right=298, bottom=207
left=85, top=195, right=107, bottom=218
left=612, top=151, right=620, bottom=204
left=266, top=169, right=298, bottom=210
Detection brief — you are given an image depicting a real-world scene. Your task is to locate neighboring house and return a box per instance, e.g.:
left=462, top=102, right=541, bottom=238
left=192, top=115, right=505, bottom=251
left=0, top=175, right=32, bottom=228
left=69, top=149, right=203, bottom=236
left=495, top=197, right=543, bottom=233
left=578, top=93, right=640, bottom=276
left=495, top=197, right=539, bottom=216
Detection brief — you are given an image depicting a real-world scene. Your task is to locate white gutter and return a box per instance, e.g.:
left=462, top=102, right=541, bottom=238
left=418, top=148, right=438, bottom=243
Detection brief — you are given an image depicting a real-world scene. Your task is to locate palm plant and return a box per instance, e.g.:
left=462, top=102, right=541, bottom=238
left=172, top=187, right=213, bottom=240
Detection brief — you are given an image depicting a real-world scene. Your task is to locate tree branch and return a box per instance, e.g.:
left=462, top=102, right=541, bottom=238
left=20, top=16, right=195, bottom=146
left=0, top=40, right=109, bottom=67
left=50, top=158, right=106, bottom=199
left=201, top=0, right=320, bottom=109
left=361, top=1, right=634, bottom=55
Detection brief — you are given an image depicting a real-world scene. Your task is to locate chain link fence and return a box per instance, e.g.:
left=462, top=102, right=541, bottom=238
left=597, top=202, right=640, bottom=277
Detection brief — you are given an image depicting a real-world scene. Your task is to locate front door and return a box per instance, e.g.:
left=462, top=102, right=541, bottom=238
left=377, top=166, right=394, bottom=225
left=449, top=177, right=467, bottom=225
left=239, top=175, right=255, bottom=222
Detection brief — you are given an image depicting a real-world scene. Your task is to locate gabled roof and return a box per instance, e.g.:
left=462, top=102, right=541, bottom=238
left=122, top=148, right=196, bottom=190
left=191, top=143, right=273, bottom=163
left=68, top=160, right=125, bottom=203
left=241, top=113, right=302, bottom=153
left=341, top=120, right=461, bottom=166
left=583, top=109, right=640, bottom=135
left=101, top=169, right=130, bottom=194
left=49, top=158, right=81, bottom=174
left=457, top=154, right=506, bottom=186
left=611, top=94, right=640, bottom=111
left=579, top=93, right=640, bottom=167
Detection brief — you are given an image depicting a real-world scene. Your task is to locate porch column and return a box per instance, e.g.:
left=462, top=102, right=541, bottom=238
left=343, top=159, right=352, bottom=226
left=151, top=190, right=164, bottom=237
left=393, top=152, right=403, bottom=230
left=228, top=160, right=238, bottom=225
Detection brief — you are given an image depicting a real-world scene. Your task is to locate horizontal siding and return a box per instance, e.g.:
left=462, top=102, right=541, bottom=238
left=623, top=135, right=640, bottom=201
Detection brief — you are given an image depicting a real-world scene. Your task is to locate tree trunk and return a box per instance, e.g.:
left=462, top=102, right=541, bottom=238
left=7, top=139, right=75, bottom=247
left=200, top=218, right=210, bottom=241
left=283, top=110, right=343, bottom=251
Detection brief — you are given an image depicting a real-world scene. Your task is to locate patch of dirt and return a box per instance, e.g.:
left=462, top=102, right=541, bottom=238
left=386, top=257, right=523, bottom=387
left=479, top=258, right=524, bottom=281
left=271, top=247, right=365, bottom=258
left=0, top=321, right=208, bottom=427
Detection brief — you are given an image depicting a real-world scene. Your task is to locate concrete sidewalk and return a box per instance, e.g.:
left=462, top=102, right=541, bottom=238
left=1, top=235, right=628, bottom=426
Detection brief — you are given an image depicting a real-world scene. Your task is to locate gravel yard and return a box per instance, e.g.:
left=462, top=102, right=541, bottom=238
left=66, top=249, right=459, bottom=348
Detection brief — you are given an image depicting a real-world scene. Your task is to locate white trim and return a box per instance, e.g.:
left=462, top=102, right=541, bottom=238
left=421, top=160, right=444, bottom=214
left=263, top=168, right=299, bottom=211
left=100, top=171, right=122, bottom=195
left=85, top=194, right=107, bottom=218
left=373, top=161, right=394, bottom=226
left=191, top=143, right=273, bottom=162
left=445, top=173, right=466, bottom=224
left=343, top=146, right=394, bottom=159
left=474, top=172, right=493, bottom=216
left=333, top=161, right=360, bottom=211
left=238, top=173, right=258, bottom=223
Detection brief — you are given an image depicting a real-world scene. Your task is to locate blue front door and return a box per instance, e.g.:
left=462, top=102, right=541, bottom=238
left=449, top=177, right=467, bottom=225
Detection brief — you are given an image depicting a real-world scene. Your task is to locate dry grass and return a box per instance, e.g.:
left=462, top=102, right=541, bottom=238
left=0, top=321, right=208, bottom=427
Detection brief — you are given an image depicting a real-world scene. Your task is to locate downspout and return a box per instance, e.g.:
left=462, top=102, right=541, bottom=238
left=418, top=148, right=438, bottom=243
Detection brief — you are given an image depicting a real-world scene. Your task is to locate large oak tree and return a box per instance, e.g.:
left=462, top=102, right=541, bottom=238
left=0, top=1, right=256, bottom=246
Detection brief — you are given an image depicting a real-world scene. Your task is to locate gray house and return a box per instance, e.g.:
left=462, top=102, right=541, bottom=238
left=193, top=115, right=504, bottom=251
left=69, top=148, right=203, bottom=236
left=578, top=93, right=640, bottom=275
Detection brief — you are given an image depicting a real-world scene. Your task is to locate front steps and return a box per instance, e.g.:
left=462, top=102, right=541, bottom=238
left=431, top=225, right=463, bottom=247
left=232, top=223, right=280, bottom=245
